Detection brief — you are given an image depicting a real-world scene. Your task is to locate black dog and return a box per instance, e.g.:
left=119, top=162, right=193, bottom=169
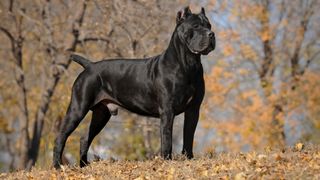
left=53, top=6, right=215, bottom=169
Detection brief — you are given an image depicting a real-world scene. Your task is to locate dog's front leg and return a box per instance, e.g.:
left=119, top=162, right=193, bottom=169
left=160, top=109, right=174, bottom=159
left=182, top=105, right=200, bottom=159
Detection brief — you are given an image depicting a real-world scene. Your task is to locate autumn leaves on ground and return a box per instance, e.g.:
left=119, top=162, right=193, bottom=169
left=1, top=144, right=319, bottom=179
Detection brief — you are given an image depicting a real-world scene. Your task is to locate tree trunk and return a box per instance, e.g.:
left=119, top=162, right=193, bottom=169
left=257, top=0, right=286, bottom=147
left=25, top=76, right=60, bottom=170
left=24, top=1, right=88, bottom=170
left=0, top=26, right=31, bottom=169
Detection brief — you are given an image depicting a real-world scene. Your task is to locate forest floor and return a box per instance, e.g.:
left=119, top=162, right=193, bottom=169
left=1, top=144, right=319, bottom=179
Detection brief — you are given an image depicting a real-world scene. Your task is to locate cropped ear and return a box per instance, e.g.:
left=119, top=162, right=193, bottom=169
left=176, top=6, right=192, bottom=25
left=183, top=6, right=192, bottom=17
left=200, top=7, right=206, bottom=15
left=176, top=10, right=183, bottom=24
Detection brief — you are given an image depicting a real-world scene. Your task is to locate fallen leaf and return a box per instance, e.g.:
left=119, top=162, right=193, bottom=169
left=258, top=154, right=267, bottom=160
left=295, top=143, right=304, bottom=151
left=273, top=153, right=282, bottom=161
left=235, top=172, right=246, bottom=180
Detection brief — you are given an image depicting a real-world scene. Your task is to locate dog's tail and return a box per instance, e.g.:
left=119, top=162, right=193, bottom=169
left=70, top=54, right=92, bottom=68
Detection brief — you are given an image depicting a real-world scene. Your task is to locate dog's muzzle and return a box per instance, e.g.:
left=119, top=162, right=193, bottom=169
left=201, top=34, right=215, bottom=55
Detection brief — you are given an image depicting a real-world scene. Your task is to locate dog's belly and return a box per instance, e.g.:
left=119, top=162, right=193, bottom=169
left=95, top=90, right=194, bottom=117
left=116, top=94, right=160, bottom=117
left=93, top=88, right=159, bottom=117
left=98, top=91, right=193, bottom=117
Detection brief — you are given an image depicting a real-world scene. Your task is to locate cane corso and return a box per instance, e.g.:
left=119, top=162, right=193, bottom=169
left=53, top=6, right=215, bottom=169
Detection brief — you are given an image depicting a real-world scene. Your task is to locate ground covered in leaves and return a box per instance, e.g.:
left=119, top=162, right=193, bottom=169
left=1, top=145, right=319, bottom=179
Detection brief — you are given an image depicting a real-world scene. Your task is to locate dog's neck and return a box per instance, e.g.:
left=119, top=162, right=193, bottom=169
left=163, top=28, right=202, bottom=72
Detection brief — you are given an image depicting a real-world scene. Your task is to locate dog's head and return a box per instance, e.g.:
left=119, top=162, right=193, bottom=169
left=176, top=7, right=215, bottom=55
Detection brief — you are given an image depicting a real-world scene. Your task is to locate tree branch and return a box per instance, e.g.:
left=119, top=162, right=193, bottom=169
left=67, top=0, right=88, bottom=52
left=9, top=0, right=14, bottom=12
left=258, top=1, right=274, bottom=84
left=78, top=37, right=110, bottom=43
left=300, top=50, right=320, bottom=75
left=0, top=26, right=16, bottom=53
left=290, top=2, right=312, bottom=80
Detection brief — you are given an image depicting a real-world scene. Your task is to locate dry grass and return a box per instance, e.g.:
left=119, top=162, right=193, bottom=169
left=1, top=145, right=320, bottom=180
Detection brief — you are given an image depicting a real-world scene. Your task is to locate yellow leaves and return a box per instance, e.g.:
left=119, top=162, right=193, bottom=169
left=50, top=172, right=57, bottom=179
left=238, top=69, right=249, bottom=76
left=213, top=164, right=229, bottom=173
left=218, top=30, right=240, bottom=42
left=235, top=172, right=246, bottom=180
left=201, top=120, right=214, bottom=129
left=200, top=169, right=209, bottom=177
left=210, top=66, right=224, bottom=77
left=240, top=44, right=257, bottom=60
left=258, top=10, right=269, bottom=24
left=0, top=118, right=12, bottom=133
left=167, top=167, right=176, bottom=180
left=260, top=28, right=272, bottom=42
left=272, top=153, right=283, bottom=161
left=205, top=67, right=224, bottom=93
left=207, top=0, right=217, bottom=11
left=204, top=65, right=235, bottom=107
left=283, top=71, right=320, bottom=134
left=222, top=44, right=234, bottom=56
left=279, top=19, right=288, bottom=27
left=231, top=1, right=271, bottom=22
left=3, top=146, right=320, bottom=179
left=208, top=64, right=234, bottom=82
left=229, top=87, right=289, bottom=148
left=257, top=154, right=267, bottom=161
left=241, top=90, right=257, bottom=100
left=295, top=143, right=304, bottom=152
left=229, top=8, right=240, bottom=22
left=134, top=175, right=146, bottom=180
left=249, top=4, right=269, bottom=23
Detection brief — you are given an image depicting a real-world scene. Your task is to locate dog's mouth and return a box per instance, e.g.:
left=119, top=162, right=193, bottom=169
left=188, top=47, right=201, bottom=54
left=200, top=42, right=215, bottom=55
left=187, top=37, right=215, bottom=55
left=200, top=37, right=215, bottom=55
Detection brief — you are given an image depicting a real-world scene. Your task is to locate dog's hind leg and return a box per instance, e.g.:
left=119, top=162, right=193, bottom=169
left=80, top=103, right=111, bottom=167
left=53, top=74, right=95, bottom=169
left=53, top=98, right=90, bottom=169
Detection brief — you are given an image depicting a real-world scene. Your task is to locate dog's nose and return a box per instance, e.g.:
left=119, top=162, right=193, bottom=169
left=208, top=31, right=214, bottom=38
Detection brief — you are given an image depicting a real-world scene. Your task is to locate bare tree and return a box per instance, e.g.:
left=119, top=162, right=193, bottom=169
left=0, top=0, right=181, bottom=170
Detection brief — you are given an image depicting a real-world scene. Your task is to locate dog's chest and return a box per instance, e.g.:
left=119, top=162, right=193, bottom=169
left=172, top=83, right=196, bottom=111
left=186, top=95, right=193, bottom=104
left=184, top=84, right=195, bottom=102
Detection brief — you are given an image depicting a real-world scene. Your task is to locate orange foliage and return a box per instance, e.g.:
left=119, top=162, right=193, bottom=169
left=285, top=71, right=320, bottom=135
left=203, top=67, right=320, bottom=151
left=240, top=44, right=257, bottom=60
left=222, top=44, right=234, bottom=57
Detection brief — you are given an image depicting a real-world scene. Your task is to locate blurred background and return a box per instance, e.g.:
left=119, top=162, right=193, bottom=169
left=0, top=0, right=319, bottom=172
